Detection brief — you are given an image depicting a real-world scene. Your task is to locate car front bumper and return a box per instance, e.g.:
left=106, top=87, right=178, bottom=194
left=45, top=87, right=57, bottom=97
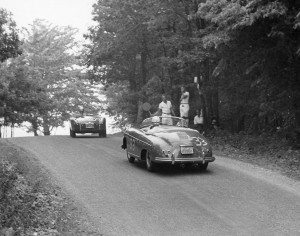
left=153, top=155, right=215, bottom=164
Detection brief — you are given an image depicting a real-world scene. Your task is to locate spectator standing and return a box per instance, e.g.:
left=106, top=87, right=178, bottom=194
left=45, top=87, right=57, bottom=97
left=151, top=94, right=175, bottom=125
left=194, top=109, right=204, bottom=134
left=211, top=116, right=219, bottom=130
left=180, top=86, right=190, bottom=123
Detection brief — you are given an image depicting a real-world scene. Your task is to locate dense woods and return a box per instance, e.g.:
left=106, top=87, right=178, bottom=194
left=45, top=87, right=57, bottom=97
left=0, top=0, right=300, bottom=143
left=85, top=0, right=300, bottom=144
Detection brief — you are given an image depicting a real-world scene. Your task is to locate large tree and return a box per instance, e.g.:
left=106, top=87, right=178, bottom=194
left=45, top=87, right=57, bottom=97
left=86, top=0, right=300, bottom=144
left=86, top=0, right=207, bottom=122
left=0, top=8, right=21, bottom=137
left=198, top=0, right=300, bottom=136
left=0, top=8, right=20, bottom=62
left=85, top=0, right=156, bottom=122
left=1, top=19, right=102, bottom=136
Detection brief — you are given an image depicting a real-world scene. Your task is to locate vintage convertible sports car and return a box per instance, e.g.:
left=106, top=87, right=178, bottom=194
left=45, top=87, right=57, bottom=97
left=69, top=113, right=106, bottom=138
left=122, top=116, right=215, bottom=171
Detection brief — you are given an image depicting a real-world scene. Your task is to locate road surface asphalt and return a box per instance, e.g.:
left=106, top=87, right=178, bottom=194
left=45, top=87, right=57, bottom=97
left=8, top=135, right=300, bottom=236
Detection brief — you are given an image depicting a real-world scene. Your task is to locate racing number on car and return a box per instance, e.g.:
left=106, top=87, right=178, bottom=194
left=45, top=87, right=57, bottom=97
left=130, top=138, right=136, bottom=151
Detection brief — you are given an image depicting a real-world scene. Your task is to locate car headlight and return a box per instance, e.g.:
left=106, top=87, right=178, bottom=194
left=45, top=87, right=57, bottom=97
left=162, top=150, right=171, bottom=157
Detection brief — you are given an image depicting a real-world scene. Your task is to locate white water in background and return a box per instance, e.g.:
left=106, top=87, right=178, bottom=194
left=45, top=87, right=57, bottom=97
left=0, top=116, right=121, bottom=138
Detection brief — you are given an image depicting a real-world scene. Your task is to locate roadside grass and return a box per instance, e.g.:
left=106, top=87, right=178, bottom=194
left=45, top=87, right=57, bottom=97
left=0, top=140, right=100, bottom=236
left=0, top=159, right=63, bottom=235
left=207, top=130, right=300, bottom=180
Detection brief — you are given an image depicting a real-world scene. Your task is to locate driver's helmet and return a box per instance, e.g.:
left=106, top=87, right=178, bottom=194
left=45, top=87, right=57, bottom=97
left=151, top=116, right=160, bottom=126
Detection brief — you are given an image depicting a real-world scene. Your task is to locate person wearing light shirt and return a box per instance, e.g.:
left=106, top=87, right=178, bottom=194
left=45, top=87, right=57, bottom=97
left=194, top=109, right=204, bottom=134
left=151, top=94, right=175, bottom=125
left=180, top=86, right=190, bottom=122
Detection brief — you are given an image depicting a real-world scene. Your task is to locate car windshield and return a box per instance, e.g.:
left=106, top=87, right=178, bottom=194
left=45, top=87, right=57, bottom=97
left=140, top=116, right=188, bottom=128
left=73, top=113, right=100, bottom=118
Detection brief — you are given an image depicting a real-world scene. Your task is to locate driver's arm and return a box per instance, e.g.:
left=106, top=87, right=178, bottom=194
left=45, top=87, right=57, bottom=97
left=151, top=108, right=162, bottom=117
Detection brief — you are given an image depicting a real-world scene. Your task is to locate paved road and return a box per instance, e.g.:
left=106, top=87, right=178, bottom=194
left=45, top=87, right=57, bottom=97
left=9, top=135, right=300, bottom=236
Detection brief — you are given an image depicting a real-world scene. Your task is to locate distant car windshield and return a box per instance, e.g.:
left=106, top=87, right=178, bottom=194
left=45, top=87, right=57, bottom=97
left=73, top=113, right=99, bottom=118
left=141, top=116, right=188, bottom=128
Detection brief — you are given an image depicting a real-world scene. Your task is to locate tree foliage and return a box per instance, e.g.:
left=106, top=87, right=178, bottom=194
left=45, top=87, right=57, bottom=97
left=0, top=8, right=20, bottom=62
left=1, top=19, right=102, bottom=136
left=86, top=0, right=300, bottom=143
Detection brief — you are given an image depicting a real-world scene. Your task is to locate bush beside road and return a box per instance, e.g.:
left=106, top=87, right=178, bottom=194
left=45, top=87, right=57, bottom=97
left=209, top=131, right=300, bottom=181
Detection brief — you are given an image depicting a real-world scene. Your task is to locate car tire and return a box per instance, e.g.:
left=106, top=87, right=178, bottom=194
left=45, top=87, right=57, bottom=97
left=127, top=151, right=135, bottom=163
left=146, top=152, right=156, bottom=172
left=99, top=126, right=107, bottom=138
left=70, top=129, right=76, bottom=138
left=185, top=163, right=196, bottom=170
left=198, top=162, right=208, bottom=171
left=99, top=119, right=107, bottom=138
left=99, top=130, right=106, bottom=138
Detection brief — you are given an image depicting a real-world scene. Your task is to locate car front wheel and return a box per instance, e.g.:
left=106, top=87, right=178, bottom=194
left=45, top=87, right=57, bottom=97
left=70, top=129, right=76, bottom=138
left=127, top=151, right=135, bottom=163
left=146, top=152, right=156, bottom=172
left=99, top=129, right=106, bottom=138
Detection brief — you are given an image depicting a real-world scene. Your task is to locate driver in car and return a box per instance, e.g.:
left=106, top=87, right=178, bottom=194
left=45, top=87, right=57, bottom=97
left=146, top=116, right=162, bottom=135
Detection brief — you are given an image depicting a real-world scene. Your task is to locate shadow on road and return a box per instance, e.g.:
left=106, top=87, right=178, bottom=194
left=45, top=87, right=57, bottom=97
left=69, top=135, right=108, bottom=139
left=124, top=159, right=215, bottom=177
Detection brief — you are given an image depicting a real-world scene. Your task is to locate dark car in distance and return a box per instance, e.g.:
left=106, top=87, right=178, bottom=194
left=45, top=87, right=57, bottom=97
left=69, top=113, right=106, bottom=138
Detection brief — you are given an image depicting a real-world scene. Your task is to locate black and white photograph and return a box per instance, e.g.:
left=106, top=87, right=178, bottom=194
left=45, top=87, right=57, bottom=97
left=0, top=0, right=300, bottom=235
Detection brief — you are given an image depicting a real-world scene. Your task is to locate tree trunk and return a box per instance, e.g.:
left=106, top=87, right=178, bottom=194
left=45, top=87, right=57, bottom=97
left=141, top=51, right=147, bottom=86
left=32, top=119, right=39, bottom=136
left=231, top=108, right=245, bottom=133
left=200, top=93, right=208, bottom=130
left=237, top=115, right=245, bottom=133
left=205, top=90, right=213, bottom=127
left=11, top=124, right=14, bottom=138
left=43, top=125, right=50, bottom=136
left=293, top=96, right=300, bottom=146
left=136, top=101, right=144, bottom=124
left=136, top=41, right=148, bottom=123
left=212, top=89, right=219, bottom=125
left=195, top=83, right=208, bottom=130
left=43, top=117, right=51, bottom=135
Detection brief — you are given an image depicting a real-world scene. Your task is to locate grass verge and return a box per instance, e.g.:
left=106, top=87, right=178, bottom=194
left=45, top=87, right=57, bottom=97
left=208, top=130, right=300, bottom=181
